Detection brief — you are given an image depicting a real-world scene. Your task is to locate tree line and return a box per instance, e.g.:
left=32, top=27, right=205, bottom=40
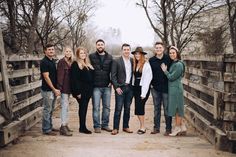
left=137, top=0, right=236, bottom=53
left=0, top=0, right=96, bottom=54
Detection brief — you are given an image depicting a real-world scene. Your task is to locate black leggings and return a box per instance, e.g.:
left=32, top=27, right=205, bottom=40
left=76, top=96, right=90, bottom=130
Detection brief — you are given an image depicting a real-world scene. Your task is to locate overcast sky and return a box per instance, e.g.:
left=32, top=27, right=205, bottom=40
left=91, top=0, right=155, bottom=47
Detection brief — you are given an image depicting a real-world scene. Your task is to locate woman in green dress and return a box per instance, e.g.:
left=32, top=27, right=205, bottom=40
left=161, top=46, right=187, bottom=136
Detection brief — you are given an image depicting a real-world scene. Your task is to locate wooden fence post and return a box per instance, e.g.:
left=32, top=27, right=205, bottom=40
left=0, top=30, right=13, bottom=120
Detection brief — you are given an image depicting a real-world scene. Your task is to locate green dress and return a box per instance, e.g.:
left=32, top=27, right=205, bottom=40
left=164, top=60, right=185, bottom=117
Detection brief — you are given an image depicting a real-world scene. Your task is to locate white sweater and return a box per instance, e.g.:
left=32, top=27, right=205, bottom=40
left=132, top=61, right=153, bottom=97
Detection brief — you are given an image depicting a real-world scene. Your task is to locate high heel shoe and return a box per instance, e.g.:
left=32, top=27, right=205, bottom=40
left=180, top=124, right=187, bottom=136
left=169, top=126, right=181, bottom=136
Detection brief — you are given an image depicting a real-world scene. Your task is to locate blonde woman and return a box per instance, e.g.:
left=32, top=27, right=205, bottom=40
left=71, top=47, right=94, bottom=134
left=57, top=47, right=73, bottom=136
left=132, top=47, right=153, bottom=134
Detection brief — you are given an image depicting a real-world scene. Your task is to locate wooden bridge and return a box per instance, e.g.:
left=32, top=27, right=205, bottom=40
left=0, top=30, right=235, bottom=155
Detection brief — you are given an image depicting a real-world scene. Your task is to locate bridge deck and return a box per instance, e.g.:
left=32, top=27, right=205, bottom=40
left=0, top=95, right=234, bottom=157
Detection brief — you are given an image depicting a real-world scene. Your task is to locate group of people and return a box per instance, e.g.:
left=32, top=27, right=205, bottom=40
left=40, top=39, right=187, bottom=137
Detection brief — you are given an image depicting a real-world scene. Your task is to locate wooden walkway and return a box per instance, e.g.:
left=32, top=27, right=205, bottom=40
left=0, top=95, right=234, bottom=157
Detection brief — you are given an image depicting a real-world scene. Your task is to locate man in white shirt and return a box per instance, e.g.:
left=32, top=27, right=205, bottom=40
left=111, top=43, right=134, bottom=135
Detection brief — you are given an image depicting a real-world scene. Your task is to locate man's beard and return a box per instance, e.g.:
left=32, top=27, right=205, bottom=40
left=97, top=48, right=104, bottom=53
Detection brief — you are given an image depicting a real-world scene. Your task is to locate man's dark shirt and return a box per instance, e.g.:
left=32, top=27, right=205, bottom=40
left=40, top=56, right=57, bottom=91
left=149, top=53, right=171, bottom=93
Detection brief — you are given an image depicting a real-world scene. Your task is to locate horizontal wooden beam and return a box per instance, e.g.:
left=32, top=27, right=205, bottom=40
left=223, top=111, right=236, bottom=122
left=8, top=68, right=40, bottom=79
left=224, top=72, right=236, bottom=82
left=224, top=54, right=236, bottom=63
left=224, top=93, right=236, bottom=102
left=0, top=92, right=5, bottom=103
left=184, top=91, right=214, bottom=115
left=185, top=67, right=222, bottom=80
left=0, top=107, right=42, bottom=146
left=182, top=54, right=223, bottom=62
left=227, top=131, right=236, bottom=141
left=12, top=93, right=42, bottom=112
left=6, top=54, right=43, bottom=61
left=11, top=80, right=41, bottom=95
left=182, top=78, right=215, bottom=96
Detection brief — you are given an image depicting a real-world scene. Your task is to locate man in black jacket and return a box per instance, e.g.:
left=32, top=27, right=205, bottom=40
left=89, top=39, right=113, bottom=133
left=149, top=42, right=172, bottom=136
left=110, top=43, right=133, bottom=135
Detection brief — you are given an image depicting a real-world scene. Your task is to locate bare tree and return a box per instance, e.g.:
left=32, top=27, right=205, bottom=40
left=0, top=0, right=97, bottom=53
left=226, top=0, right=236, bottom=53
left=19, top=0, right=46, bottom=53
left=0, top=0, right=19, bottom=52
left=137, top=0, right=219, bottom=52
left=61, top=0, right=96, bottom=52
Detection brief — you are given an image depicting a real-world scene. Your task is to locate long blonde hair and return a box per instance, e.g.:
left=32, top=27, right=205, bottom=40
left=63, top=47, right=73, bottom=65
left=133, top=52, right=146, bottom=73
left=75, top=47, right=94, bottom=70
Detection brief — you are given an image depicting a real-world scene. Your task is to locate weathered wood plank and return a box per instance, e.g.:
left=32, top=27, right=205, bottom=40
left=214, top=91, right=224, bottom=119
left=224, top=93, right=236, bottom=102
left=12, top=93, right=42, bottom=112
left=0, top=30, right=13, bottom=120
left=224, top=54, right=236, bottom=63
left=185, top=106, right=234, bottom=152
left=0, top=107, right=42, bottom=146
left=227, top=131, right=236, bottom=141
left=0, top=92, right=5, bottom=102
left=184, top=91, right=214, bottom=115
left=223, top=111, right=236, bottom=122
left=224, top=72, right=236, bottom=82
left=182, top=54, right=223, bottom=62
left=0, top=73, right=2, bottom=81
left=6, top=54, right=42, bottom=61
left=11, top=80, right=41, bottom=95
left=8, top=68, right=40, bottom=79
left=182, top=78, right=215, bottom=96
left=0, top=115, right=5, bottom=125
left=185, top=67, right=222, bottom=80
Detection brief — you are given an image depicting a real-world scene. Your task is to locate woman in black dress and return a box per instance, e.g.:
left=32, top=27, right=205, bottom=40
left=71, top=47, right=94, bottom=134
left=132, top=47, right=153, bottom=134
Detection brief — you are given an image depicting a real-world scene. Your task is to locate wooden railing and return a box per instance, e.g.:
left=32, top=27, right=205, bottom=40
left=0, top=30, right=43, bottom=146
left=182, top=53, right=236, bottom=152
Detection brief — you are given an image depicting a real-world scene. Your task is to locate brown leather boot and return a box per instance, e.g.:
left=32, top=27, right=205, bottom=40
left=60, top=125, right=72, bottom=136
left=66, top=125, right=73, bottom=132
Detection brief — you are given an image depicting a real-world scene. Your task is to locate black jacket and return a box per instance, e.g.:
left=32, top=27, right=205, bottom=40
left=111, top=57, right=133, bottom=89
left=149, top=54, right=171, bottom=93
left=89, top=51, right=113, bottom=87
left=70, top=61, right=94, bottom=98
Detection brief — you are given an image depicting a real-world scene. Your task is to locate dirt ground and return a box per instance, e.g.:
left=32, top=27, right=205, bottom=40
left=0, top=94, right=235, bottom=157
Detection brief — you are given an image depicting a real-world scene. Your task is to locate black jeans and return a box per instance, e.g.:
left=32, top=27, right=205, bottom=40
left=151, top=88, right=172, bottom=132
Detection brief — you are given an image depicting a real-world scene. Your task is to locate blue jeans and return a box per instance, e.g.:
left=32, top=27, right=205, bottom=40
left=92, top=87, right=111, bottom=128
left=60, top=93, right=70, bottom=126
left=113, top=85, right=133, bottom=130
left=151, top=88, right=172, bottom=132
left=41, top=90, right=56, bottom=133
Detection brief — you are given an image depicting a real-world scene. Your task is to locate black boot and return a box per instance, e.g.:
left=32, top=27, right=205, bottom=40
left=60, top=126, right=73, bottom=136
left=79, top=128, right=92, bottom=134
